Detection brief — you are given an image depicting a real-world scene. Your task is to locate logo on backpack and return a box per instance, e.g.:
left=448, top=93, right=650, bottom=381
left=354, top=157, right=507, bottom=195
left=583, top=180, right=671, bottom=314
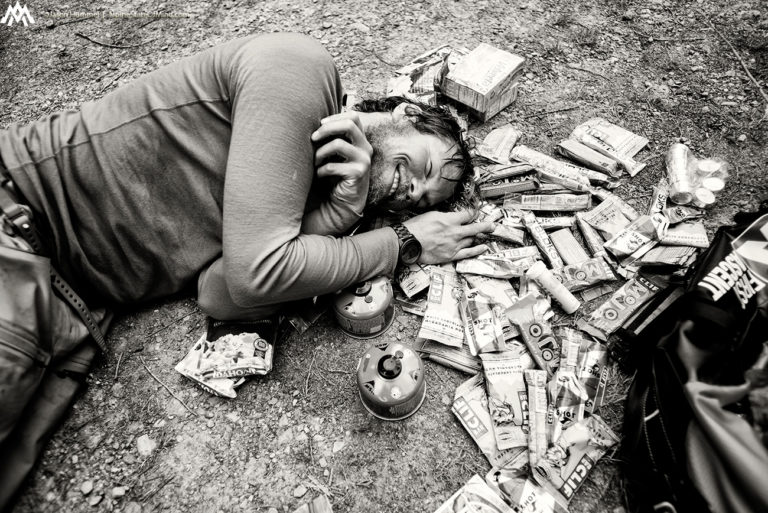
left=0, top=2, right=34, bottom=26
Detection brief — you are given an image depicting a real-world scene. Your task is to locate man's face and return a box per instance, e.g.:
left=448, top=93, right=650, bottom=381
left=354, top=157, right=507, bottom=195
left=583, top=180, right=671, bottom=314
left=366, top=121, right=461, bottom=212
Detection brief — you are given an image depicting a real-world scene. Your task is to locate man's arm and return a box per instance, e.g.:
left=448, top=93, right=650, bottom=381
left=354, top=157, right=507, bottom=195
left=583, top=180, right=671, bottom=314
left=216, top=34, right=399, bottom=309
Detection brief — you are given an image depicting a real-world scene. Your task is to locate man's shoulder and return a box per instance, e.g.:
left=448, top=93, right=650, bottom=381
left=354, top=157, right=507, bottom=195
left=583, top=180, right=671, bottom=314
left=230, top=32, right=334, bottom=69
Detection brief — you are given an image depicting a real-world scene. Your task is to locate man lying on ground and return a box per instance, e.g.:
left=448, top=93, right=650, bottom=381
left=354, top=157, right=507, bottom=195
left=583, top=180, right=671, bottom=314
left=0, top=32, right=493, bottom=508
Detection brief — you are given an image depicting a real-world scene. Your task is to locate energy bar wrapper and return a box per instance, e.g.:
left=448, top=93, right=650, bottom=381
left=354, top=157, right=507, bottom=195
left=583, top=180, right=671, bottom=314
left=490, top=222, right=527, bottom=245
left=175, top=335, right=240, bottom=398
left=477, top=124, right=523, bottom=164
left=523, top=212, right=565, bottom=269
left=547, top=371, right=588, bottom=443
left=571, top=118, right=649, bottom=176
left=579, top=284, right=614, bottom=302
left=603, top=213, right=669, bottom=261
left=453, top=374, right=528, bottom=468
left=556, top=138, right=620, bottom=178
left=506, top=293, right=560, bottom=377
left=456, top=254, right=538, bottom=279
left=556, top=327, right=609, bottom=412
left=663, top=205, right=703, bottom=225
left=590, top=187, right=640, bottom=221
left=661, top=221, right=709, bottom=248
left=484, top=245, right=541, bottom=261
left=434, top=474, right=514, bottom=513
left=647, top=178, right=669, bottom=216
left=397, top=263, right=433, bottom=298
left=550, top=256, right=616, bottom=292
left=638, top=244, right=698, bottom=267
left=584, top=274, right=663, bottom=340
left=575, top=212, right=607, bottom=258
left=197, top=332, right=274, bottom=379
left=480, top=352, right=533, bottom=450
left=525, top=369, right=550, bottom=471
left=415, top=338, right=481, bottom=374
left=486, top=469, right=566, bottom=513
left=418, top=266, right=465, bottom=347
left=480, top=173, right=540, bottom=199
left=460, top=285, right=506, bottom=354
left=580, top=198, right=631, bottom=239
left=477, top=202, right=506, bottom=223
left=533, top=415, right=619, bottom=506
left=511, top=145, right=613, bottom=191
left=504, top=193, right=591, bottom=212
left=548, top=228, right=590, bottom=265
left=464, top=274, right=520, bottom=340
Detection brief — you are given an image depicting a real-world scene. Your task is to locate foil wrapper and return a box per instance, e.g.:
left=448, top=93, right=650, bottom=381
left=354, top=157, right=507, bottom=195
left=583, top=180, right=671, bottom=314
left=523, top=212, right=565, bottom=269
left=548, top=228, right=590, bottom=265
left=506, top=293, right=560, bottom=377
left=661, top=221, right=709, bottom=248
left=550, top=256, right=616, bottom=292
left=504, top=193, right=592, bottom=212
left=583, top=274, right=663, bottom=340
left=480, top=351, right=534, bottom=450
left=575, top=212, right=607, bottom=258
left=415, top=338, right=481, bottom=374
left=397, top=262, right=433, bottom=298
left=418, top=266, right=465, bottom=347
left=570, top=118, right=649, bottom=177
left=556, top=138, right=620, bottom=178
left=580, top=198, right=631, bottom=239
left=456, top=254, right=538, bottom=279
left=460, top=284, right=506, bottom=355
left=525, top=369, right=550, bottom=472
left=434, top=474, right=515, bottom=513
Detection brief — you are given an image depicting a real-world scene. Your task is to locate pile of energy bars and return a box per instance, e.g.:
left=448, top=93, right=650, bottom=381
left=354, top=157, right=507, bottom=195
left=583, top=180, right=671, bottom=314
left=390, top=117, right=715, bottom=512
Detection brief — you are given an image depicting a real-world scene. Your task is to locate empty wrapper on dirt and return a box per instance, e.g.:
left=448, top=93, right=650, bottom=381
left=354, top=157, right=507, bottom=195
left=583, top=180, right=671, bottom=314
left=415, top=338, right=481, bottom=374
left=480, top=351, right=534, bottom=450
left=291, top=495, right=333, bottom=513
left=486, top=468, right=566, bottom=513
left=550, top=257, right=616, bottom=292
left=506, top=293, right=560, bottom=377
left=532, top=415, right=619, bottom=507
left=175, top=334, right=252, bottom=398
left=418, top=265, right=465, bottom=347
left=434, top=474, right=515, bottom=513
left=453, top=374, right=529, bottom=469
left=397, top=262, right=433, bottom=298
left=442, top=43, right=525, bottom=122
left=460, top=284, right=506, bottom=355
left=570, top=118, right=649, bottom=177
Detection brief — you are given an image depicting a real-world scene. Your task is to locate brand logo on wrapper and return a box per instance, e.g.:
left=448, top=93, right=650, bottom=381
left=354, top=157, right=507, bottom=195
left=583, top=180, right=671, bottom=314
left=0, top=2, right=34, bottom=26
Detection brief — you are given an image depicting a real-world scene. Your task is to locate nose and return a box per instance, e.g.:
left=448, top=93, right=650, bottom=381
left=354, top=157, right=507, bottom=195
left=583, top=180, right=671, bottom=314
left=407, top=174, right=427, bottom=205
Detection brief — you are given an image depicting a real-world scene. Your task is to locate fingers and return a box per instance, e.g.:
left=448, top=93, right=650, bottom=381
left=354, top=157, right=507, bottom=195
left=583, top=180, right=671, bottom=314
left=442, top=209, right=478, bottom=225
left=456, top=221, right=496, bottom=238
left=311, top=114, right=369, bottom=149
left=453, top=245, right=490, bottom=261
left=314, top=138, right=371, bottom=170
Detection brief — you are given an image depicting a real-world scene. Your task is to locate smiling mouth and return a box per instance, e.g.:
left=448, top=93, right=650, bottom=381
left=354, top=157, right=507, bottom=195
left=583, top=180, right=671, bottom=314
left=387, top=166, right=401, bottom=199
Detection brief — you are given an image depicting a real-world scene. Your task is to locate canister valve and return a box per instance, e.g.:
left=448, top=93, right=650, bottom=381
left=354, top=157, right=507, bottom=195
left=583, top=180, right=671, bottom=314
left=378, top=354, right=402, bottom=379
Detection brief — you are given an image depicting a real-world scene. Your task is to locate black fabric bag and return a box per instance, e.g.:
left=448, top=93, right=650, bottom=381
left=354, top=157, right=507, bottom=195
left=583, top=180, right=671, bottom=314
left=620, top=208, right=768, bottom=513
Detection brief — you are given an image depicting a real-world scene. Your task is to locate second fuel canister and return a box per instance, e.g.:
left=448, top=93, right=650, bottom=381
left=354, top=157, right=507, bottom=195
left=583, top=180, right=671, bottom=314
left=333, top=277, right=394, bottom=339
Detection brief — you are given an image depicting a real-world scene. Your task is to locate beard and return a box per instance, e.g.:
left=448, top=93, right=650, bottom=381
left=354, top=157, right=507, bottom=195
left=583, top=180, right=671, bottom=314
left=364, top=122, right=397, bottom=208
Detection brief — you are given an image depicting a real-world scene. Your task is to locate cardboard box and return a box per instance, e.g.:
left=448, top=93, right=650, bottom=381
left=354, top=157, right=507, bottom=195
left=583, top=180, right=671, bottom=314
left=442, top=43, right=525, bottom=121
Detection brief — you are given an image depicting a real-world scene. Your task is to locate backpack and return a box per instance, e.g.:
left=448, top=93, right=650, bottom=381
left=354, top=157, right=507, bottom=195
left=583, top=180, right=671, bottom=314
left=619, top=206, right=768, bottom=513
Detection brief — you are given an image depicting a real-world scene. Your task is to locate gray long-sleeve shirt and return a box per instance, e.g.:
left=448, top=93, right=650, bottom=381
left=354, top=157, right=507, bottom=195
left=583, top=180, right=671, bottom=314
left=0, top=33, right=398, bottom=309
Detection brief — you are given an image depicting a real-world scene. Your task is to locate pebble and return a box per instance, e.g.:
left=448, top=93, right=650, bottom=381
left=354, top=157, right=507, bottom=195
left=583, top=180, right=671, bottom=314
left=205, top=411, right=214, bottom=419
left=332, top=441, right=346, bottom=453
left=124, top=502, right=143, bottom=513
left=268, top=397, right=278, bottom=405
left=207, top=420, right=215, bottom=428
left=293, top=485, right=308, bottom=498
left=737, top=134, right=747, bottom=142
left=267, top=508, right=279, bottom=513
left=441, top=394, right=452, bottom=406
left=136, top=435, right=157, bottom=457
left=80, top=480, right=94, bottom=495
left=112, top=486, right=128, bottom=498
left=278, top=414, right=290, bottom=427
left=318, top=456, right=328, bottom=468
left=88, top=494, right=103, bottom=507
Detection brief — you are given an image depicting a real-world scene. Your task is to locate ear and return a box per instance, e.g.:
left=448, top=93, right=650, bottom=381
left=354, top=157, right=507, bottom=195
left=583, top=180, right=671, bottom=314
left=392, top=102, right=422, bottom=122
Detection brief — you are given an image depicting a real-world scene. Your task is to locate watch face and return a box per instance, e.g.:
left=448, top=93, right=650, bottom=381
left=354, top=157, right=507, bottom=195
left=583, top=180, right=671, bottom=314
left=401, top=238, right=421, bottom=265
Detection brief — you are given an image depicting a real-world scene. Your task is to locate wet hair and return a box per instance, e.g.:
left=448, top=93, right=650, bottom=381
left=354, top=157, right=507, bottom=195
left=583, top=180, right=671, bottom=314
left=353, top=96, right=479, bottom=210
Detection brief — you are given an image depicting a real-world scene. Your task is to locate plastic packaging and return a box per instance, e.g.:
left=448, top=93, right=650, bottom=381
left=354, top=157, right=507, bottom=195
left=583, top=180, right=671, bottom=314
left=665, top=143, right=730, bottom=207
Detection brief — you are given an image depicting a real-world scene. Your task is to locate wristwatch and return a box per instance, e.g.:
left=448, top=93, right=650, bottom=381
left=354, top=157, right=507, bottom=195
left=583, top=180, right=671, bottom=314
left=392, top=223, right=422, bottom=265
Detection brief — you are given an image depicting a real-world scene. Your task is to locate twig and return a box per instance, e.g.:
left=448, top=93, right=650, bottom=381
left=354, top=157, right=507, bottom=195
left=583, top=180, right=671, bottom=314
left=307, top=436, right=314, bottom=465
left=98, top=72, right=127, bottom=95
left=145, top=311, right=197, bottom=341
left=523, top=106, right=579, bottom=120
left=139, top=356, right=198, bottom=417
left=304, top=350, right=317, bottom=395
left=114, top=351, right=123, bottom=381
left=567, top=65, right=609, bottom=80
left=325, top=368, right=352, bottom=374
left=140, top=476, right=174, bottom=502
left=370, top=50, right=399, bottom=67
left=702, top=15, right=768, bottom=122
left=45, top=15, right=97, bottom=29
left=75, top=32, right=153, bottom=49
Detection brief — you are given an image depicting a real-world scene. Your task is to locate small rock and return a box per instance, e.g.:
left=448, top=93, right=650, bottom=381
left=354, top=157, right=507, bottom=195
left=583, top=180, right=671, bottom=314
left=84, top=432, right=104, bottom=450
left=72, top=455, right=79, bottom=464
left=124, top=502, right=143, bottom=513
left=136, top=435, right=157, bottom=457
left=206, top=420, right=215, bottom=428
left=701, top=106, right=710, bottom=113
left=205, top=411, right=214, bottom=419
left=267, top=508, right=279, bottom=513
left=318, top=457, right=328, bottom=468
left=88, top=494, right=103, bottom=507
left=278, top=414, right=290, bottom=427
left=111, top=382, right=125, bottom=397
left=293, top=485, right=308, bottom=498
left=322, top=21, right=333, bottom=29
left=225, top=412, right=240, bottom=423
left=323, top=469, right=330, bottom=477
left=332, top=441, right=345, bottom=453
left=350, top=22, right=370, bottom=32
left=737, top=134, right=747, bottom=142
left=112, top=486, right=128, bottom=498
left=81, top=480, right=94, bottom=495
left=277, top=427, right=294, bottom=445
left=45, top=491, right=57, bottom=502
left=441, top=394, right=451, bottom=406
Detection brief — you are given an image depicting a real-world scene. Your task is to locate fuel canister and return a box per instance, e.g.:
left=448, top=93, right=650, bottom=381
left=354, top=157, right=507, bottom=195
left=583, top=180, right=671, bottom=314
left=356, top=342, right=426, bottom=421
left=333, top=277, right=394, bottom=339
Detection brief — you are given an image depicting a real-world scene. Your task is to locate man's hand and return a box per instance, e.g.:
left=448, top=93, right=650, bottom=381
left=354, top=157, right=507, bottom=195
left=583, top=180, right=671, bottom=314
left=402, top=210, right=494, bottom=264
left=310, top=112, right=373, bottom=221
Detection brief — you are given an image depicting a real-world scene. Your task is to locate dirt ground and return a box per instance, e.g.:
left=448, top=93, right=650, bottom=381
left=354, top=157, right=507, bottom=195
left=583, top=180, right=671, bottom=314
left=1, top=0, right=767, bottom=512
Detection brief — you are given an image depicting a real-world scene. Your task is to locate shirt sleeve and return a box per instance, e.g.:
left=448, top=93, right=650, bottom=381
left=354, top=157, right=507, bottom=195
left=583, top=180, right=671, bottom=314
left=218, top=33, right=398, bottom=308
